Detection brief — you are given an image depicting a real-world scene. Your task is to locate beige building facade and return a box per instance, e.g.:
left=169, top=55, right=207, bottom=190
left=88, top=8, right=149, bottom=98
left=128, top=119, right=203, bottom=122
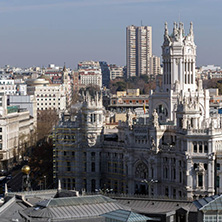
left=27, top=79, right=66, bottom=113
left=0, top=92, right=36, bottom=171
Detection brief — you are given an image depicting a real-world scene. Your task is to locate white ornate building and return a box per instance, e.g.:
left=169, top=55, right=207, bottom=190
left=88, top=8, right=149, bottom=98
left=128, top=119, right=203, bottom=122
left=53, top=22, right=222, bottom=200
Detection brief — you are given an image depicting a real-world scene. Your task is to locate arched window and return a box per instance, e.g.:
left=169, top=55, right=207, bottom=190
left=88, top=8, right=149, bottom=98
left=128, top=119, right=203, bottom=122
left=135, top=162, right=148, bottom=179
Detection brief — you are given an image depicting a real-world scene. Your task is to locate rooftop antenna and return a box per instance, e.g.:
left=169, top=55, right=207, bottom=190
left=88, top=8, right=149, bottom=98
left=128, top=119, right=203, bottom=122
left=141, top=20, right=143, bottom=26
left=179, top=13, right=181, bottom=23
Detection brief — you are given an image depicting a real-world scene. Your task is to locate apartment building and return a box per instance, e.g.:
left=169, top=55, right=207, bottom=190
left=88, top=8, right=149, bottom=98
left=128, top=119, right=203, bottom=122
left=79, top=68, right=102, bottom=89
left=0, top=92, right=36, bottom=171
left=109, top=65, right=124, bottom=80
left=26, top=79, right=66, bottom=113
left=149, top=55, right=161, bottom=78
left=126, top=25, right=152, bottom=78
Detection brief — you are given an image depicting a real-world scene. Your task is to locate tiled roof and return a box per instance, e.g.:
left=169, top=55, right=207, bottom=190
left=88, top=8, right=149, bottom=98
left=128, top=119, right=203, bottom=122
left=37, top=195, right=115, bottom=207
left=193, top=195, right=222, bottom=211
left=22, top=195, right=130, bottom=220
left=116, top=198, right=197, bottom=214
left=101, top=209, right=158, bottom=221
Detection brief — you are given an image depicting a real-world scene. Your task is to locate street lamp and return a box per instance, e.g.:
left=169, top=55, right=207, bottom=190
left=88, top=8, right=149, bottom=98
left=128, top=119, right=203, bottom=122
left=141, top=179, right=158, bottom=196
left=44, top=176, right=46, bottom=190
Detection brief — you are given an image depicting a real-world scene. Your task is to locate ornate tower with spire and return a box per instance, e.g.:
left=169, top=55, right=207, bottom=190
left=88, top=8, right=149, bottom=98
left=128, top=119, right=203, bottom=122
left=149, top=22, right=209, bottom=123
left=162, top=22, right=196, bottom=92
left=81, top=88, right=104, bottom=147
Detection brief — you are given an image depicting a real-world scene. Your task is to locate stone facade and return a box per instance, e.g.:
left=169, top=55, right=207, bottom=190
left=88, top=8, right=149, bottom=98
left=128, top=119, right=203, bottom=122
left=53, top=22, right=222, bottom=200
left=0, top=92, right=36, bottom=171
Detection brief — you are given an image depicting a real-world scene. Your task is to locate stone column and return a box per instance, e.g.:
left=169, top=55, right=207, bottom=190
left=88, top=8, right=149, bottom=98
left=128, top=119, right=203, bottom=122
left=189, top=61, right=192, bottom=84
left=208, top=153, right=215, bottom=194
left=193, top=118, right=198, bottom=129
left=169, top=61, right=171, bottom=84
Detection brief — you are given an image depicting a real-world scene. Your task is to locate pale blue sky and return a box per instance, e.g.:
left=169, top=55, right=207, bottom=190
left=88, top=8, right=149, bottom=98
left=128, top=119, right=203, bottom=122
left=0, top=0, right=221, bottom=68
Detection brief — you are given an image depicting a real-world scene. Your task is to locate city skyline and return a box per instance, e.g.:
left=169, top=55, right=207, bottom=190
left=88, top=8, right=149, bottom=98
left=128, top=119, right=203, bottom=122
left=0, top=0, right=221, bottom=68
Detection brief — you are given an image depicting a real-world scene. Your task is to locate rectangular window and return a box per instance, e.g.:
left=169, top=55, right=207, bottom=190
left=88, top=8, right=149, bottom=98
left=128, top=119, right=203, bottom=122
left=165, top=168, right=168, bottom=179
left=198, top=174, right=203, bottom=187
left=165, top=187, right=169, bottom=197
left=173, top=189, right=176, bottom=198
left=63, top=179, right=66, bottom=189
left=91, top=162, right=95, bottom=172
left=72, top=178, right=75, bottom=189
left=204, top=143, right=208, bottom=153
left=114, top=163, right=117, bottom=173
left=194, top=143, right=197, bottom=153
left=199, top=142, right=203, bottom=153
left=67, top=162, right=71, bottom=171
left=217, top=163, right=220, bottom=171
left=173, top=169, right=176, bottom=180
left=217, top=176, right=220, bottom=188
left=179, top=171, right=182, bottom=183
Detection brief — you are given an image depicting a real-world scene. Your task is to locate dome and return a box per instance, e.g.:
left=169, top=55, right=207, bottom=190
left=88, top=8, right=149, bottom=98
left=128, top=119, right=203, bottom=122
left=26, top=78, right=49, bottom=86
left=21, top=165, right=31, bottom=175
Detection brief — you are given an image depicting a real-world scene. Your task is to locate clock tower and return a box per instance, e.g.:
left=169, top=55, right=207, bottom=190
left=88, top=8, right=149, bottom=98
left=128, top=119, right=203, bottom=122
left=162, top=22, right=196, bottom=92
left=149, top=22, right=209, bottom=123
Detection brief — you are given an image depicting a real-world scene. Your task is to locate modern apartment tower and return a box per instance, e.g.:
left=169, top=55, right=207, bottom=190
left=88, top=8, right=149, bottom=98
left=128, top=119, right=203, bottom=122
left=126, top=25, right=152, bottom=78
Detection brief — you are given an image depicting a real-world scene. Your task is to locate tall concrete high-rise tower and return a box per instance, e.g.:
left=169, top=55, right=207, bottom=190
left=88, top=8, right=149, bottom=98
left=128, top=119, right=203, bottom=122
left=126, top=25, right=152, bottom=78
left=126, top=25, right=137, bottom=78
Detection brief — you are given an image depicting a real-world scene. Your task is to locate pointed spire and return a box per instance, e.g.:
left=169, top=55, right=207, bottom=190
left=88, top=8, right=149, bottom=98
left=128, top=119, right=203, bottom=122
left=179, top=22, right=184, bottom=39
left=173, top=22, right=177, bottom=36
left=5, top=183, right=8, bottom=196
left=63, top=62, right=66, bottom=72
left=164, top=22, right=168, bottom=36
left=189, top=22, right=193, bottom=35
left=58, top=179, right=61, bottom=191
left=181, top=22, right=185, bottom=36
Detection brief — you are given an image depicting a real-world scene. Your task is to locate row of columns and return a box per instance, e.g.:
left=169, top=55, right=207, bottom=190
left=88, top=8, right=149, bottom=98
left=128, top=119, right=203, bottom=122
left=184, top=61, right=195, bottom=84
left=163, top=60, right=195, bottom=86
left=163, top=61, right=171, bottom=84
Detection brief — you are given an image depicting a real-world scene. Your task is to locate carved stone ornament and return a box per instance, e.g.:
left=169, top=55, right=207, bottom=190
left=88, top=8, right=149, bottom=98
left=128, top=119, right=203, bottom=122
left=87, top=133, right=97, bottom=147
left=195, top=163, right=205, bottom=172
left=152, top=109, right=159, bottom=127
left=150, top=136, right=156, bottom=150
left=175, top=58, right=180, bottom=65
left=208, top=152, right=214, bottom=161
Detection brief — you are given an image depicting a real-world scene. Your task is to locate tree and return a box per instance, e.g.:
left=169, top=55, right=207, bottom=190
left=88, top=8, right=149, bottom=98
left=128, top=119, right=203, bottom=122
left=37, top=110, right=59, bottom=141
left=29, top=139, right=53, bottom=190
left=108, top=76, right=156, bottom=95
